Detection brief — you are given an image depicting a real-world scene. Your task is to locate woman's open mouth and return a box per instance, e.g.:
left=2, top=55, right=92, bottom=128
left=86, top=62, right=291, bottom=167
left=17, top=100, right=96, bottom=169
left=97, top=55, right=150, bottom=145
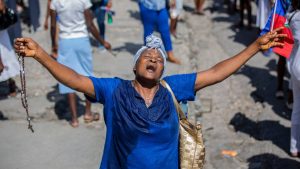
left=146, top=64, right=157, bottom=73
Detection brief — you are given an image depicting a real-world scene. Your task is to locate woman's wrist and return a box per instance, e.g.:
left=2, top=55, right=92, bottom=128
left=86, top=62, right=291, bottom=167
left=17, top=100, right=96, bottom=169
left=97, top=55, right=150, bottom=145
left=253, top=39, right=262, bottom=51
left=33, top=47, right=44, bottom=60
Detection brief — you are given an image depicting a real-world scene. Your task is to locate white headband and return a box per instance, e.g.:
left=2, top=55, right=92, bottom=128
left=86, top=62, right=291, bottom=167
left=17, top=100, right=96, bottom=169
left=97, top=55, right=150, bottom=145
left=133, top=34, right=167, bottom=68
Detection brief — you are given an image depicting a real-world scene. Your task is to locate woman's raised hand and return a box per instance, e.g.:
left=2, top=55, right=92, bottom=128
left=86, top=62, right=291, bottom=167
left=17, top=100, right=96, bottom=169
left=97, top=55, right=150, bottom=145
left=257, top=27, right=287, bottom=50
left=14, top=38, right=40, bottom=58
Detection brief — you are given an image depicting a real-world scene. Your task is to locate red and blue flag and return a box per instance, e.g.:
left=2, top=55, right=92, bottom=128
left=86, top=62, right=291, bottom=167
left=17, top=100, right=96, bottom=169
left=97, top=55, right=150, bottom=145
left=261, top=0, right=293, bottom=58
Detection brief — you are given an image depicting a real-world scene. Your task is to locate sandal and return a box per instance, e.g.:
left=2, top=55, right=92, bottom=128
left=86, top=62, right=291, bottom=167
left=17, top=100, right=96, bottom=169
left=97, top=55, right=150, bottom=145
left=84, top=113, right=100, bottom=123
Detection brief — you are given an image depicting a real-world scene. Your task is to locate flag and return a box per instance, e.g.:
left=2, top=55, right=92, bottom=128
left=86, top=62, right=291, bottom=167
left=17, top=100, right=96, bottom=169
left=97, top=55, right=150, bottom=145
left=261, top=0, right=293, bottom=58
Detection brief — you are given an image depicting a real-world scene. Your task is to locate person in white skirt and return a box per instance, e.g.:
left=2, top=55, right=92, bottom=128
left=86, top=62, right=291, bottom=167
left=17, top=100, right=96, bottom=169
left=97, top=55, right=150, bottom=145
left=287, top=0, right=300, bottom=158
left=50, top=0, right=111, bottom=127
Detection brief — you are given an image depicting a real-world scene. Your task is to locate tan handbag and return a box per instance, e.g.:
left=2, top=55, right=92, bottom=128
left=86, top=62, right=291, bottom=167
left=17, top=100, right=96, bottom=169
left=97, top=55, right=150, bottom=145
left=161, top=80, right=205, bottom=169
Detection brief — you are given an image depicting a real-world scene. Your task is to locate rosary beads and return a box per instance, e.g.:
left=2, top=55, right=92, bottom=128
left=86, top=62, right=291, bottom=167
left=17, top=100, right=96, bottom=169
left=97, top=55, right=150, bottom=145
left=18, top=54, right=34, bottom=133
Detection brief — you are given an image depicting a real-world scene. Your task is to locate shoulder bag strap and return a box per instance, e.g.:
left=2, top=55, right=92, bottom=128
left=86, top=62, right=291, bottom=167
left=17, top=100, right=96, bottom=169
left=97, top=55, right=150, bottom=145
left=161, top=80, right=187, bottom=120
left=288, top=10, right=299, bottom=24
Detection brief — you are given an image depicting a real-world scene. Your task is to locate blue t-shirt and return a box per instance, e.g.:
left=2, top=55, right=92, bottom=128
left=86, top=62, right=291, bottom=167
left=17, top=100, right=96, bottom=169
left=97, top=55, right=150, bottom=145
left=88, top=73, right=197, bottom=169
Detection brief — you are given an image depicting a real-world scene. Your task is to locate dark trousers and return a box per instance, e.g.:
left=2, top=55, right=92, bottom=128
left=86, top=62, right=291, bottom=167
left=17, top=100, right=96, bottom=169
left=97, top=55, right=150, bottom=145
left=93, top=7, right=106, bottom=39
left=240, top=0, right=252, bottom=26
left=28, top=0, right=40, bottom=31
left=6, top=0, right=22, bottom=44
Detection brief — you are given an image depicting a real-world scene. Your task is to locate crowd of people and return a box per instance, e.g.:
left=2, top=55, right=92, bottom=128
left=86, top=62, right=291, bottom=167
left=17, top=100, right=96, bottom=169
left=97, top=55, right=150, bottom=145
left=0, top=0, right=300, bottom=166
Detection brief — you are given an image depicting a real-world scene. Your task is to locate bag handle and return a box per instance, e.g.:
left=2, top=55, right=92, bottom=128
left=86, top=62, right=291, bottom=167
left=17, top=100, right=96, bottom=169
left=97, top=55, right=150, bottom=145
left=288, top=10, right=298, bottom=25
left=161, top=80, right=187, bottom=120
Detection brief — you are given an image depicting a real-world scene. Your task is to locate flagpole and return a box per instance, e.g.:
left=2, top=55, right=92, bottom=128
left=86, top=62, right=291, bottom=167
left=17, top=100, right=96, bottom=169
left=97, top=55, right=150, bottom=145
left=271, top=0, right=278, bottom=31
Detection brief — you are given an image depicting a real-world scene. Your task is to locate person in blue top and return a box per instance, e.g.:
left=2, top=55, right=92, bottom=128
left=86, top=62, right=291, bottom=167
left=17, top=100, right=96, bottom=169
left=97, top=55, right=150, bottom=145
left=14, top=28, right=285, bottom=168
left=138, top=0, right=181, bottom=64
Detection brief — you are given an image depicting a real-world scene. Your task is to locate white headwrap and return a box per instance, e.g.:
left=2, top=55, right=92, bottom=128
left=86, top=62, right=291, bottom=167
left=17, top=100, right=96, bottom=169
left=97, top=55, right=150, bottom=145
left=133, top=34, right=167, bottom=67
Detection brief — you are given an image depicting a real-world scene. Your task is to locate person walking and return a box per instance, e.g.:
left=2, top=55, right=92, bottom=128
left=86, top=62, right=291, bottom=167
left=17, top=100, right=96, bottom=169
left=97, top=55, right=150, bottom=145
left=28, top=0, right=41, bottom=32
left=169, top=0, right=183, bottom=38
left=50, top=0, right=111, bottom=127
left=15, top=26, right=285, bottom=167
left=238, top=0, right=252, bottom=29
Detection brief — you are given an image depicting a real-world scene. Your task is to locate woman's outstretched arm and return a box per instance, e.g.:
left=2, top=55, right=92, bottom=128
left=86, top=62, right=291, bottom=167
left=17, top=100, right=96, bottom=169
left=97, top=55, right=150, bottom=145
left=194, top=27, right=287, bottom=91
left=14, top=38, right=95, bottom=97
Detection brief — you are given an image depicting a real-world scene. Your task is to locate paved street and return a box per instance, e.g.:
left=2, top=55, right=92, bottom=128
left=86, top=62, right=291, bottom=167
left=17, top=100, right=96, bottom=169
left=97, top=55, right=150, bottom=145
left=1, top=0, right=300, bottom=169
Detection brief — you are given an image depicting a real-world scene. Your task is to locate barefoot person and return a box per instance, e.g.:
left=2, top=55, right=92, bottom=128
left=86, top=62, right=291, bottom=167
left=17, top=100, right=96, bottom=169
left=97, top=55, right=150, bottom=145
left=169, top=0, right=183, bottom=38
left=50, top=0, right=111, bottom=127
left=14, top=29, right=285, bottom=168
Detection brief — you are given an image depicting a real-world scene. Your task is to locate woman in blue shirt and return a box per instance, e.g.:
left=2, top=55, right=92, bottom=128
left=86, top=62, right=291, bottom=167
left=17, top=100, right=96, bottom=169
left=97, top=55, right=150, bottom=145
left=14, top=29, right=285, bottom=168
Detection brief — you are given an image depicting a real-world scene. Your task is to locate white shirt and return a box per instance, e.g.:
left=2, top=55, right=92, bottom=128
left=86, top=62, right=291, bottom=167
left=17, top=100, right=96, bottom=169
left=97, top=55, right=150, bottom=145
left=50, top=0, right=92, bottom=39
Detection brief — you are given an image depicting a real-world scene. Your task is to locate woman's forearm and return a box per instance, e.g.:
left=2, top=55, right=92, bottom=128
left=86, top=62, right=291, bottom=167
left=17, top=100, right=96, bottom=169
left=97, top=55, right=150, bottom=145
left=195, top=40, right=260, bottom=90
left=211, top=40, right=260, bottom=82
left=34, top=48, right=94, bottom=97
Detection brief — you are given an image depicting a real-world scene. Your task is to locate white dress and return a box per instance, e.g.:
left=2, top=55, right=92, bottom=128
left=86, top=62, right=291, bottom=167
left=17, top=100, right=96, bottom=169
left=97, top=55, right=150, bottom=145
left=0, top=29, right=19, bottom=82
left=287, top=10, right=300, bottom=154
left=256, top=0, right=272, bottom=30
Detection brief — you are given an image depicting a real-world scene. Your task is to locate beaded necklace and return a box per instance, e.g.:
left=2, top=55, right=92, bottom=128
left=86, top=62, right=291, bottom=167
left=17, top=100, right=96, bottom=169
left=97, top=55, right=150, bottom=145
left=132, top=80, right=159, bottom=108
left=18, top=55, right=34, bottom=133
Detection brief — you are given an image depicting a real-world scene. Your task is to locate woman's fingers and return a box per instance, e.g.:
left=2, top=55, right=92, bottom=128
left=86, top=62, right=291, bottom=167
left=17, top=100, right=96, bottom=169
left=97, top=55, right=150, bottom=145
left=14, top=42, right=27, bottom=57
left=260, top=41, right=284, bottom=50
left=14, top=44, right=20, bottom=50
left=272, top=26, right=285, bottom=33
left=267, top=27, right=287, bottom=40
left=269, top=33, right=287, bottom=40
left=14, top=38, right=26, bottom=44
left=276, top=33, right=288, bottom=37
left=14, top=39, right=25, bottom=51
left=14, top=38, right=33, bottom=47
left=271, top=42, right=284, bottom=48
